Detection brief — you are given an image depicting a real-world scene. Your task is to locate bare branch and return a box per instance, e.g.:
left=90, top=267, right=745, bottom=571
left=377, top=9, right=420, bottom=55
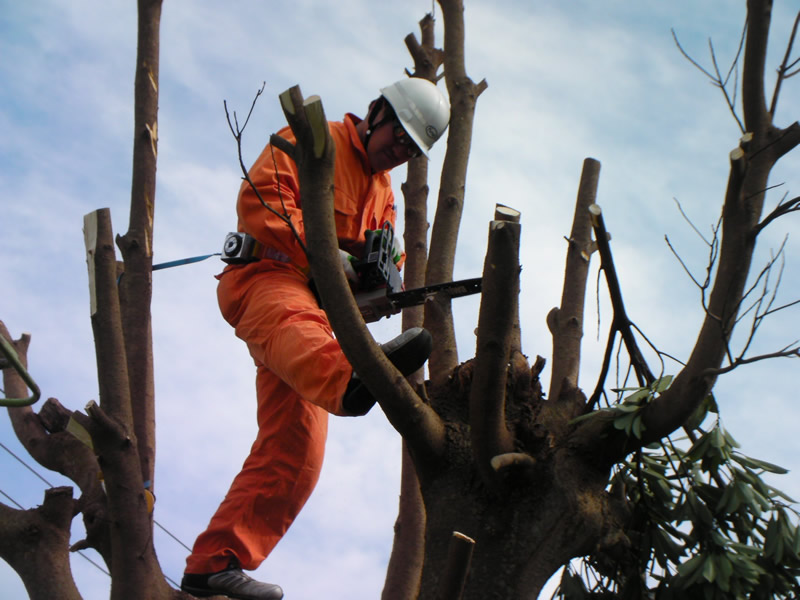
left=223, top=88, right=307, bottom=256
left=589, top=205, right=654, bottom=388
left=672, top=25, right=747, bottom=132
left=769, top=11, right=800, bottom=116
left=704, top=345, right=800, bottom=376
left=754, top=192, right=800, bottom=234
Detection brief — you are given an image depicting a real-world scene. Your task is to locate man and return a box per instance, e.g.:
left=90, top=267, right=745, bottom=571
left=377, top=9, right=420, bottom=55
left=181, top=78, right=450, bottom=600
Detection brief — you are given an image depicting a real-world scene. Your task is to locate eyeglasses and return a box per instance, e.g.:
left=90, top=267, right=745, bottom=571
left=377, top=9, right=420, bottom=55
left=393, top=123, right=422, bottom=158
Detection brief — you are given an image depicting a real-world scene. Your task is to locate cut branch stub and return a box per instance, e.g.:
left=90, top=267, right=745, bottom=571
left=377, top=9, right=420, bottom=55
left=82, top=209, right=133, bottom=425
left=470, top=209, right=521, bottom=488
left=436, top=531, right=476, bottom=600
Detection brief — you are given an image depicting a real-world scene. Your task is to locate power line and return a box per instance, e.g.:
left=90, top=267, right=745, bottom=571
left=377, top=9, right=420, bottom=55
left=0, top=483, right=111, bottom=577
left=0, top=440, right=190, bottom=586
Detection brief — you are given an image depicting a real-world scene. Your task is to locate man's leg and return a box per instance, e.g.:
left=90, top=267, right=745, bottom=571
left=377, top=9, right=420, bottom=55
left=183, top=369, right=326, bottom=597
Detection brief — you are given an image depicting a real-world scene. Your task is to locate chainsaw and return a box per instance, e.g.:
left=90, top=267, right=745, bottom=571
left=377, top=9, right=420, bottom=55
left=351, top=223, right=482, bottom=323
left=221, top=224, right=482, bottom=323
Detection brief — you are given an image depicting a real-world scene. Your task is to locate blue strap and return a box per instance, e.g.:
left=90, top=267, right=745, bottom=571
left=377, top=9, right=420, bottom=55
left=152, top=253, right=220, bottom=271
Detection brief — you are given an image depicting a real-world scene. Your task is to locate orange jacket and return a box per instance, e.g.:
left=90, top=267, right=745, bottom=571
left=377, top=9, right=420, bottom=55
left=236, top=114, right=398, bottom=274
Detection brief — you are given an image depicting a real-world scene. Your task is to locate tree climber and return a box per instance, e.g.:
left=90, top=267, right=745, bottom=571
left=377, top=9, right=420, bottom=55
left=181, top=77, right=450, bottom=600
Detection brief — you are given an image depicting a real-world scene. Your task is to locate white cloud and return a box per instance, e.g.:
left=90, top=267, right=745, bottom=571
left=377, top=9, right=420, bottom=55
left=3, top=1, right=800, bottom=599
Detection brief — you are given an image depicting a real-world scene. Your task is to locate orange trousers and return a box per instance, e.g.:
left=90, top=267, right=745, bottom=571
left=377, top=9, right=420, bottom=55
left=185, top=263, right=353, bottom=574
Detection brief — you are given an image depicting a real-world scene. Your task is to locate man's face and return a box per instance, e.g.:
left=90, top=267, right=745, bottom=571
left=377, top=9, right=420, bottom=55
left=366, top=107, right=423, bottom=173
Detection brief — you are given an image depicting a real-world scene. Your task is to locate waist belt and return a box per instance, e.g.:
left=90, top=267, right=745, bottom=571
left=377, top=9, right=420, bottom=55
left=221, top=232, right=291, bottom=265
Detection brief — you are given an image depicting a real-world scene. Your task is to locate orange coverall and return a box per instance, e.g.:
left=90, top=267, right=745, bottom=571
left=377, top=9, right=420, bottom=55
left=185, top=114, right=398, bottom=575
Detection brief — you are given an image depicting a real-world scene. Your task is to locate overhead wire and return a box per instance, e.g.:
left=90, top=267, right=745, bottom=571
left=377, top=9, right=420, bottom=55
left=0, top=440, right=187, bottom=587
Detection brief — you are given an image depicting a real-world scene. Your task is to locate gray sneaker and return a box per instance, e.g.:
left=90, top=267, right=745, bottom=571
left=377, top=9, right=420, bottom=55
left=181, top=568, right=284, bottom=599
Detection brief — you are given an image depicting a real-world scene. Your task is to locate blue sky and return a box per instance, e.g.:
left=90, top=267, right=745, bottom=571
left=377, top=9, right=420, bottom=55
left=2, top=1, right=799, bottom=598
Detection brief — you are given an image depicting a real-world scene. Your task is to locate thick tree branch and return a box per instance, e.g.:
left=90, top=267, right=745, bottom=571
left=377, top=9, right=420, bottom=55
left=0, top=487, right=82, bottom=600
left=383, top=14, right=442, bottom=600
left=83, top=209, right=133, bottom=426
left=425, top=0, right=487, bottom=383
left=117, top=0, right=162, bottom=491
left=277, top=86, right=446, bottom=468
left=548, top=158, right=600, bottom=404
left=72, top=401, right=169, bottom=599
left=742, top=0, right=772, bottom=134
left=469, top=207, right=520, bottom=487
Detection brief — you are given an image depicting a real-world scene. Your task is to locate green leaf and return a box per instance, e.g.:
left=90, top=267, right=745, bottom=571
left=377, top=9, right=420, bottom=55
left=688, top=491, right=714, bottom=527
left=622, top=386, right=651, bottom=406
left=632, top=414, right=645, bottom=439
left=732, top=453, right=789, bottom=475
left=613, top=412, right=636, bottom=434
left=722, top=428, right=740, bottom=449
left=703, top=555, right=717, bottom=583
left=653, top=375, right=674, bottom=393
left=677, top=552, right=706, bottom=579
left=728, top=542, right=761, bottom=556
left=744, top=456, right=789, bottom=475
left=765, top=517, right=780, bottom=558
left=714, top=554, right=732, bottom=592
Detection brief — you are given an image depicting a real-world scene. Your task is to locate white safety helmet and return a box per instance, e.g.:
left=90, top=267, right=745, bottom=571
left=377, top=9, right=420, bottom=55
left=380, top=78, right=450, bottom=158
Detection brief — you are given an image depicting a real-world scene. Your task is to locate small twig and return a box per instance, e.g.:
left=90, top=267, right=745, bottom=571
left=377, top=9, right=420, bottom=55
left=769, top=11, right=800, bottom=116
left=673, top=197, right=712, bottom=246
left=754, top=193, right=800, bottom=235
left=223, top=85, right=307, bottom=256
left=703, top=346, right=800, bottom=376
left=664, top=204, right=722, bottom=317
left=672, top=26, right=747, bottom=132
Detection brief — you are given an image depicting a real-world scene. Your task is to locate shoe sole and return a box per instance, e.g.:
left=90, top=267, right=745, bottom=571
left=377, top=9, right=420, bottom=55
left=181, top=584, right=283, bottom=600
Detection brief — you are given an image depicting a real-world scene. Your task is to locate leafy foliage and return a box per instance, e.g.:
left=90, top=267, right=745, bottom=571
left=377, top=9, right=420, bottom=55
left=556, top=380, right=800, bottom=599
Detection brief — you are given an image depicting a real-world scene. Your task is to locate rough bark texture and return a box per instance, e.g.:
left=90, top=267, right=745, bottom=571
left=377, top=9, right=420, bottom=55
left=424, top=0, right=487, bottom=384
left=383, top=14, right=444, bottom=600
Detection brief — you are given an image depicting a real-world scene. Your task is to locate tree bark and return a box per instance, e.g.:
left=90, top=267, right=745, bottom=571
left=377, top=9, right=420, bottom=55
left=117, top=0, right=162, bottom=494
left=424, top=0, right=487, bottom=384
